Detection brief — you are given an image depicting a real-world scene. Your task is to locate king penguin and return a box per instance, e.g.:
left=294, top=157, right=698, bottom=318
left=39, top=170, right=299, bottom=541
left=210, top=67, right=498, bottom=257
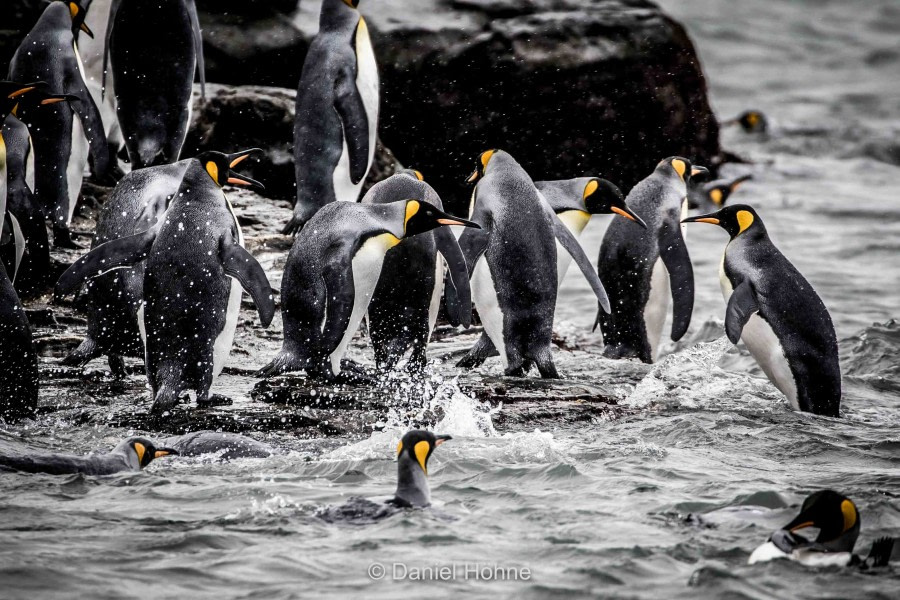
left=596, top=157, right=708, bottom=364
left=258, top=199, right=478, bottom=381
left=455, top=150, right=612, bottom=377
left=56, top=151, right=275, bottom=413
left=683, top=204, right=842, bottom=416
left=9, top=1, right=114, bottom=247
left=363, top=169, right=473, bottom=373
left=61, top=152, right=261, bottom=377
left=688, top=174, right=752, bottom=213
left=105, top=0, right=205, bottom=169
left=283, top=0, right=379, bottom=233
left=0, top=436, right=177, bottom=476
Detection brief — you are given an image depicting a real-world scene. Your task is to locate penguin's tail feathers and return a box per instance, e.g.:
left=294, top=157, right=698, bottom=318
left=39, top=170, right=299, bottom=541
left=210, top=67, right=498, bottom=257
left=137, top=141, right=166, bottom=169
left=61, top=337, right=100, bottom=367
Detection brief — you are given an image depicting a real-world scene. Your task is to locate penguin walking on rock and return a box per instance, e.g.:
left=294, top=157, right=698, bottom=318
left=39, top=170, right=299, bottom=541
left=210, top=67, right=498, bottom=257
left=105, top=0, right=205, bottom=169
left=596, top=157, right=708, bottom=364
left=9, top=1, right=114, bottom=248
left=56, top=150, right=275, bottom=414
left=683, top=204, right=841, bottom=416
left=363, top=169, right=473, bottom=373
left=462, top=175, right=647, bottom=368
left=0, top=437, right=177, bottom=475
left=283, top=0, right=379, bottom=233
left=258, top=199, right=478, bottom=381
left=455, top=150, right=612, bottom=377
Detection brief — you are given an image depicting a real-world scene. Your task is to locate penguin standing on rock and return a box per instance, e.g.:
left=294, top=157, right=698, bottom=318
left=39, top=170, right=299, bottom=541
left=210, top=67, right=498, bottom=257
left=363, top=170, right=473, bottom=373
left=258, top=199, right=478, bottom=381
left=456, top=150, right=612, bottom=377
left=283, top=0, right=379, bottom=233
left=105, top=0, right=205, bottom=168
left=8, top=1, right=114, bottom=248
left=596, top=157, right=708, bottom=364
left=0, top=437, right=177, bottom=475
left=683, top=204, right=841, bottom=416
left=56, top=150, right=275, bottom=413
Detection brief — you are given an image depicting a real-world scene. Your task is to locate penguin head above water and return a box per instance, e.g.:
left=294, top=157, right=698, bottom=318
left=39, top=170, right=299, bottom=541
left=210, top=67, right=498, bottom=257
left=656, top=156, right=709, bottom=185
left=195, top=149, right=266, bottom=192
left=682, top=203, right=766, bottom=240
left=0, top=81, right=73, bottom=121
left=113, top=437, right=179, bottom=471
left=724, top=110, right=769, bottom=134
left=401, top=199, right=480, bottom=237
left=692, top=174, right=753, bottom=210
left=392, top=430, right=451, bottom=508
left=770, top=490, right=861, bottom=555
left=581, top=178, right=647, bottom=228
left=60, top=1, right=94, bottom=38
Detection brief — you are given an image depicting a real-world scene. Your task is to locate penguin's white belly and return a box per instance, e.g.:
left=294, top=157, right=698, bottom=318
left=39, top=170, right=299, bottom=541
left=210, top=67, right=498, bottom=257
left=471, top=256, right=507, bottom=368
left=554, top=210, right=590, bottom=285
left=0, top=136, right=7, bottom=219
left=9, top=213, right=25, bottom=281
left=214, top=201, right=247, bottom=381
left=67, top=117, right=89, bottom=224
left=719, top=258, right=799, bottom=409
left=427, top=254, right=444, bottom=341
left=356, top=17, right=379, bottom=173
left=643, top=258, right=669, bottom=362
left=330, top=233, right=396, bottom=374
left=748, top=542, right=851, bottom=567
left=25, top=137, right=35, bottom=191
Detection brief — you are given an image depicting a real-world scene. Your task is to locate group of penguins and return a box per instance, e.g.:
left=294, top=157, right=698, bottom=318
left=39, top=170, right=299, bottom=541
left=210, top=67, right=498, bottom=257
left=0, top=0, right=887, bottom=573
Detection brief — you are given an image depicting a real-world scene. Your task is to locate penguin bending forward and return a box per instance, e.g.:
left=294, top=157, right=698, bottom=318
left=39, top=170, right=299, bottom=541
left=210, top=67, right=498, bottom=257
left=596, top=157, right=708, bottom=363
left=56, top=151, right=274, bottom=413
left=455, top=150, right=612, bottom=378
left=9, top=1, right=114, bottom=248
left=363, top=170, right=473, bottom=373
left=283, top=0, right=378, bottom=233
left=258, top=199, right=478, bottom=381
left=683, top=204, right=841, bottom=416
left=0, top=437, right=177, bottom=476
left=461, top=175, right=647, bottom=368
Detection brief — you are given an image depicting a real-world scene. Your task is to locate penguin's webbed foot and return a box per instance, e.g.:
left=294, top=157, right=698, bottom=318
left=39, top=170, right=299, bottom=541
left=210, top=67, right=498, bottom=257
left=108, top=355, right=127, bottom=379
left=52, top=227, right=84, bottom=250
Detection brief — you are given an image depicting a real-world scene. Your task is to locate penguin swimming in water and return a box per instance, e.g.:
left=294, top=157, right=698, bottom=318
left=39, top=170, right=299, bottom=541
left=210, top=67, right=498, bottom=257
left=161, top=431, right=279, bottom=460
left=749, top=490, right=895, bottom=568
left=461, top=175, right=647, bottom=368
left=723, top=110, right=769, bottom=134
left=258, top=199, right=478, bottom=381
left=596, top=157, right=708, bottom=364
left=56, top=150, right=275, bottom=413
left=688, top=174, right=752, bottom=212
left=283, top=0, right=379, bottom=233
left=683, top=204, right=842, bottom=416
left=0, top=436, right=177, bottom=475
left=363, top=169, right=473, bottom=373
left=105, top=0, right=205, bottom=168
left=318, top=430, right=451, bottom=523
left=8, top=1, right=115, bottom=248
left=456, top=150, right=612, bottom=378
left=60, top=153, right=261, bottom=377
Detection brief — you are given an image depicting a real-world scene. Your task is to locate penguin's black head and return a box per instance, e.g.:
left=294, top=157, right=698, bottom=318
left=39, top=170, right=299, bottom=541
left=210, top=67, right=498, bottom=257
left=122, top=437, right=179, bottom=469
left=682, top=204, right=763, bottom=240
left=704, top=174, right=752, bottom=208
left=396, top=430, right=451, bottom=476
left=399, top=168, right=425, bottom=181
left=465, top=149, right=501, bottom=183
left=342, top=0, right=360, bottom=8
left=657, top=156, right=709, bottom=184
left=725, top=110, right=768, bottom=133
left=402, top=199, right=480, bottom=237
left=63, top=1, right=94, bottom=38
left=582, top=178, right=647, bottom=228
left=195, top=149, right=266, bottom=192
left=770, top=490, right=860, bottom=554
left=1, top=81, right=76, bottom=121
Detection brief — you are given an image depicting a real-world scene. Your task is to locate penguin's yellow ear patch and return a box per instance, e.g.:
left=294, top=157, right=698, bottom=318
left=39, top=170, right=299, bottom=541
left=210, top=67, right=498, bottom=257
left=747, top=112, right=760, bottom=126
left=69, top=2, right=79, bottom=18
left=404, top=200, right=420, bottom=228
left=396, top=441, right=403, bottom=456
left=133, top=442, right=146, bottom=464
left=414, top=440, right=430, bottom=475
left=583, top=179, right=599, bottom=200
left=10, top=103, right=19, bottom=117
left=671, top=159, right=686, bottom=179
left=205, top=161, right=219, bottom=184
left=736, top=210, right=754, bottom=233
left=710, top=189, right=724, bottom=205
left=841, top=499, right=857, bottom=532
left=413, top=170, right=424, bottom=181
left=480, top=149, right=495, bottom=169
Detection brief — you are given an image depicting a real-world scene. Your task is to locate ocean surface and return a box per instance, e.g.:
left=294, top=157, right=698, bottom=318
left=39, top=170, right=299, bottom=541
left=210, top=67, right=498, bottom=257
left=1, top=0, right=899, bottom=598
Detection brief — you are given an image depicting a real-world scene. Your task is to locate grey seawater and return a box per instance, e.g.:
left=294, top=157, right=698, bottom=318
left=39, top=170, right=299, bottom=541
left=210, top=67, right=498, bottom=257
left=2, top=0, right=899, bottom=598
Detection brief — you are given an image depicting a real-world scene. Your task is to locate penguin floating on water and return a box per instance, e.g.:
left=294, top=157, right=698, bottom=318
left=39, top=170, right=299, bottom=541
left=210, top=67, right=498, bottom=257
left=723, top=110, right=769, bottom=134
left=688, top=174, right=753, bottom=212
left=284, top=0, right=379, bottom=233
left=596, top=157, right=708, bottom=364
left=363, top=169, right=473, bottom=374
left=56, top=150, right=275, bottom=413
left=683, top=204, right=841, bottom=416
left=0, top=436, right=177, bottom=475
left=749, top=490, right=895, bottom=568
left=259, top=199, right=478, bottom=381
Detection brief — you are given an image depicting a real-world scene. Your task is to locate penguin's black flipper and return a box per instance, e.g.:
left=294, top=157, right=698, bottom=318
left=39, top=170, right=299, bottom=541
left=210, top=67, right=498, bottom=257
left=55, top=227, right=158, bottom=297
left=7, top=213, right=25, bottom=281
left=334, top=68, right=369, bottom=185
left=455, top=226, right=490, bottom=276
left=220, top=242, right=275, bottom=327
left=658, top=221, right=694, bottom=341
left=724, top=280, right=759, bottom=344
left=435, top=227, right=472, bottom=328
left=549, top=211, right=611, bottom=314
left=320, top=254, right=356, bottom=361
left=864, top=537, right=895, bottom=568
left=185, top=0, right=206, bottom=99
